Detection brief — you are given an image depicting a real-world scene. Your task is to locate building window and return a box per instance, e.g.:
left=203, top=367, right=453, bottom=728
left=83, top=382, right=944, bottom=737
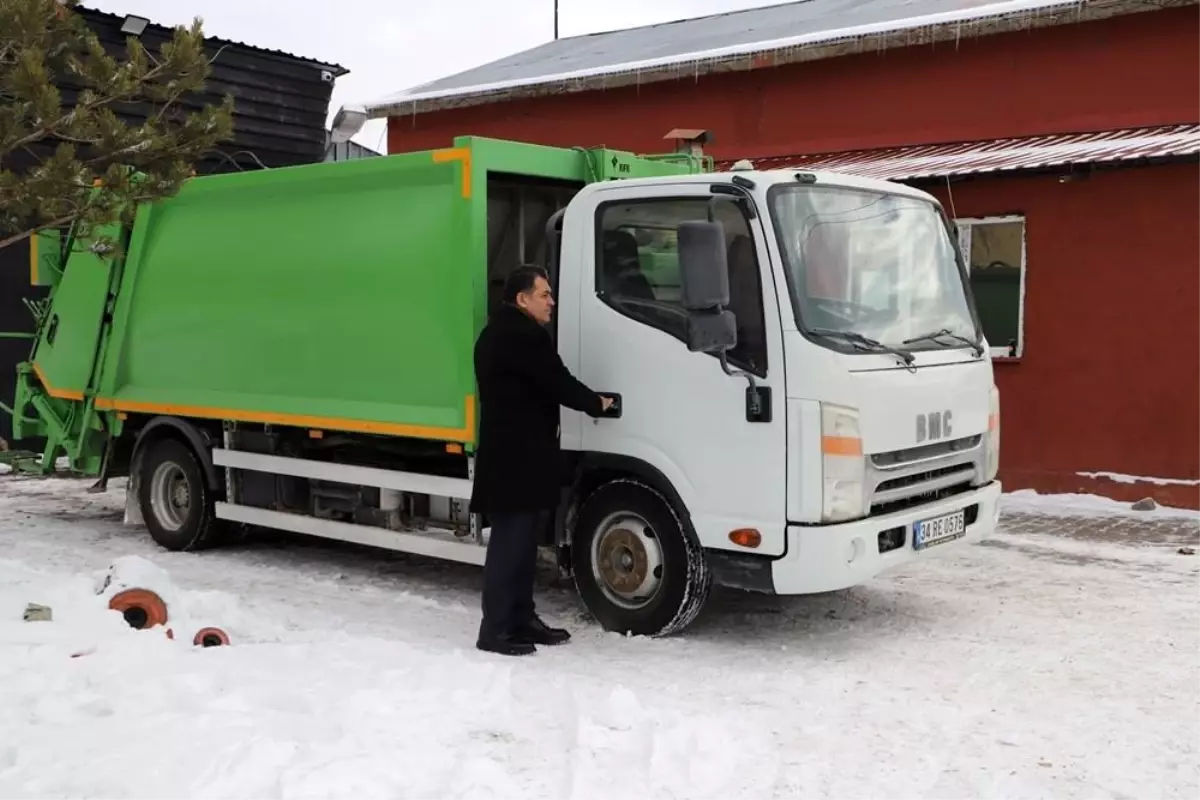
left=596, top=196, right=768, bottom=376
left=955, top=215, right=1026, bottom=358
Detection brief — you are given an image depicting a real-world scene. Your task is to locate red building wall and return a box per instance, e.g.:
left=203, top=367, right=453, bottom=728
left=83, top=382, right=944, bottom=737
left=925, top=164, right=1200, bottom=509
left=388, top=6, right=1199, bottom=158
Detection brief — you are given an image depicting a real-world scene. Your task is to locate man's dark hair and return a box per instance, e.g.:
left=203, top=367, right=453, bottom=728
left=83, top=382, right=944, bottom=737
left=503, top=265, right=550, bottom=304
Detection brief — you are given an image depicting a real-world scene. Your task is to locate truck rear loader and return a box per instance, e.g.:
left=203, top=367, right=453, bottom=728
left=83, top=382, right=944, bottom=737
left=8, top=135, right=1002, bottom=636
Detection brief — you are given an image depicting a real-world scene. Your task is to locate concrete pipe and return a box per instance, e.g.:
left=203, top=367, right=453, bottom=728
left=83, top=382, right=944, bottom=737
left=107, top=588, right=169, bottom=630
left=192, top=627, right=230, bottom=647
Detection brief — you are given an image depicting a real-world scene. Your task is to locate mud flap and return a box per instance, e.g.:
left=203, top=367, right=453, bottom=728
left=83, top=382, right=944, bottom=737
left=124, top=473, right=144, bottom=526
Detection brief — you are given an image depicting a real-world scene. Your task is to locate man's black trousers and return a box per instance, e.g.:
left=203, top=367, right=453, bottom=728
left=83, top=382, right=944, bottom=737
left=480, top=510, right=549, bottom=638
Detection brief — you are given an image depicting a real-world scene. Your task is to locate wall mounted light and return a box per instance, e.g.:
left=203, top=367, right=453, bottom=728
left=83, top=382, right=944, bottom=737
left=120, top=14, right=149, bottom=36
left=330, top=104, right=368, bottom=144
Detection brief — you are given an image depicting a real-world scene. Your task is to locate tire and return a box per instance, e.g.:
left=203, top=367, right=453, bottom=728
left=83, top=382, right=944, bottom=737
left=572, top=479, right=712, bottom=637
left=137, top=437, right=222, bottom=551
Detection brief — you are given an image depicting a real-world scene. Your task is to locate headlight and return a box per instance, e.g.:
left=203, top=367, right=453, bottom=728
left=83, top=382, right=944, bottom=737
left=985, top=385, right=1000, bottom=481
left=821, top=403, right=867, bottom=522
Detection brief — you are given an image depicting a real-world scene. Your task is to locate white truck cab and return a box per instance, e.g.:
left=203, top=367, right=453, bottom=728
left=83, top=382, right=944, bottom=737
left=549, top=166, right=1001, bottom=634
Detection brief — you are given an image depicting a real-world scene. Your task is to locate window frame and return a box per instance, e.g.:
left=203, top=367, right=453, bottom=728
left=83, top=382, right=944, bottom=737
left=954, top=214, right=1027, bottom=359
left=592, top=194, right=770, bottom=378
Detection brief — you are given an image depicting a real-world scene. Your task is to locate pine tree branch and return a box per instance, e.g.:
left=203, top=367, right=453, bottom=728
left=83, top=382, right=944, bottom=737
left=0, top=0, right=234, bottom=251
left=0, top=214, right=74, bottom=249
left=3, top=59, right=177, bottom=152
left=20, top=144, right=44, bottom=164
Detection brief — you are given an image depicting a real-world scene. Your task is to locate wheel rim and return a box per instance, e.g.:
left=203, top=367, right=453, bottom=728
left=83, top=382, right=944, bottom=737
left=590, top=511, right=664, bottom=610
left=149, top=460, right=190, bottom=531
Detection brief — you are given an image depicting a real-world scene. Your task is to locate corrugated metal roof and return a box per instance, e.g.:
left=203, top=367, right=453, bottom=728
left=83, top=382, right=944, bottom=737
left=362, top=0, right=1177, bottom=117
left=76, top=5, right=349, bottom=76
left=726, top=125, right=1200, bottom=180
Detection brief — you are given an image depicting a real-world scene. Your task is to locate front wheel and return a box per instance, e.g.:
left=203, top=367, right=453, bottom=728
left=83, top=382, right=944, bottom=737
left=572, top=479, right=712, bottom=636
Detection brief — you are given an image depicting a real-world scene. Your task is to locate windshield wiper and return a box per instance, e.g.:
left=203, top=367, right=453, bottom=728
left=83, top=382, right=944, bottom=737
left=903, top=329, right=984, bottom=357
left=809, top=327, right=915, bottom=365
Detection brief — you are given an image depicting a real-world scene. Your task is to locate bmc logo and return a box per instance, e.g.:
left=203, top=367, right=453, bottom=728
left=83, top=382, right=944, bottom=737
left=916, top=410, right=953, bottom=443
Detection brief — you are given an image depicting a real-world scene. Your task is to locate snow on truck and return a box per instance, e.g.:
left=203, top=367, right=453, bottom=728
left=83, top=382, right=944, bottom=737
left=8, top=132, right=1001, bottom=636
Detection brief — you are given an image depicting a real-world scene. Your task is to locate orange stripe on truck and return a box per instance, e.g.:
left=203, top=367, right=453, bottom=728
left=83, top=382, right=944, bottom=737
left=92, top=395, right=478, bottom=443
left=29, top=234, right=38, bottom=285
left=432, top=147, right=472, bottom=199
left=31, top=362, right=476, bottom=444
left=32, top=363, right=84, bottom=402
left=821, top=435, right=863, bottom=456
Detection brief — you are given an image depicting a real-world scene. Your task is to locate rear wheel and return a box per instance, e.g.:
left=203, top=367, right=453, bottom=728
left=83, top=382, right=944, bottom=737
left=137, top=437, right=222, bottom=551
left=572, top=479, right=711, bottom=636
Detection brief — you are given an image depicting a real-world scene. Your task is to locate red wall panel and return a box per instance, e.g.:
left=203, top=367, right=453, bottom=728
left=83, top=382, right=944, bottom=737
left=389, top=6, right=1199, bottom=160
left=925, top=163, right=1200, bottom=508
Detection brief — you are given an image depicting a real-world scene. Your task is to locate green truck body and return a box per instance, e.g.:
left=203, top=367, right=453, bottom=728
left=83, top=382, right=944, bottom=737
left=13, top=136, right=704, bottom=473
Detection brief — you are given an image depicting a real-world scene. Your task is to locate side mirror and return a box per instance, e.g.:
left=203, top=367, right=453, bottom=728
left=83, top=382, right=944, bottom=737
left=686, top=310, right=738, bottom=354
left=677, top=220, right=737, bottom=354
left=677, top=220, right=729, bottom=310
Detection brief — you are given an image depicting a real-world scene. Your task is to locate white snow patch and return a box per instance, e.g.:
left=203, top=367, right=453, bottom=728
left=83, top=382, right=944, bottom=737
left=2, top=476, right=1199, bottom=798
left=0, top=556, right=782, bottom=799
left=995, top=532, right=1196, bottom=565
left=97, top=553, right=179, bottom=599
left=1076, top=470, right=1200, bottom=487
left=1002, top=489, right=1200, bottom=520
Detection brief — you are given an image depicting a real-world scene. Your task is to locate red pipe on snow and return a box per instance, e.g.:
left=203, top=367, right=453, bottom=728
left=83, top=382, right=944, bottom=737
left=108, top=588, right=169, bottom=630
left=192, top=627, right=231, bottom=647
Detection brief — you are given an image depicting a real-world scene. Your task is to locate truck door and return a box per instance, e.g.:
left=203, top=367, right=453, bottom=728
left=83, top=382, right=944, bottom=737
left=29, top=225, right=121, bottom=401
left=571, top=183, right=788, bottom=556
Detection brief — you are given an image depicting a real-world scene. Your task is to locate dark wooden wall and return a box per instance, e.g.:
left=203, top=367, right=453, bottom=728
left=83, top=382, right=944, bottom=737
left=1, top=6, right=347, bottom=445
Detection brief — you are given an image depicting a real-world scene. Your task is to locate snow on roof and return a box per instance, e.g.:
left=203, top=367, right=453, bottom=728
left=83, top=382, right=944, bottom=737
left=362, top=0, right=1172, bottom=118
left=732, top=124, right=1200, bottom=180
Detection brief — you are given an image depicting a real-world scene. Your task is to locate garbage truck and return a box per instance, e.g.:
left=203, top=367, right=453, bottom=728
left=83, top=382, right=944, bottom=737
left=8, top=134, right=1002, bottom=636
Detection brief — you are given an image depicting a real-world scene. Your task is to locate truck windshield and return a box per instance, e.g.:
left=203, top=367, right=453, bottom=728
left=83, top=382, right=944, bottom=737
left=769, top=184, right=980, bottom=353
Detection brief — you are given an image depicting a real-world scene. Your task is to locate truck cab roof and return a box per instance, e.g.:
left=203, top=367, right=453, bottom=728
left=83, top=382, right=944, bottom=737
left=586, top=166, right=941, bottom=205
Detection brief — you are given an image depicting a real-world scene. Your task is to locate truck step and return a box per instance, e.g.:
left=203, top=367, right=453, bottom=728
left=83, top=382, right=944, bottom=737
left=213, top=502, right=488, bottom=566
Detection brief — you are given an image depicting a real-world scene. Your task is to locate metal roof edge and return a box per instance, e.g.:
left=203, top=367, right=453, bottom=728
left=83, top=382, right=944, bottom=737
left=718, top=123, right=1200, bottom=181
left=364, top=0, right=1185, bottom=119
left=74, top=5, right=350, bottom=77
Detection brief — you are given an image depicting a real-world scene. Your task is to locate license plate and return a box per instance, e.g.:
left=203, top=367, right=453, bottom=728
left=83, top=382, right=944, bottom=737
left=913, top=509, right=966, bottom=550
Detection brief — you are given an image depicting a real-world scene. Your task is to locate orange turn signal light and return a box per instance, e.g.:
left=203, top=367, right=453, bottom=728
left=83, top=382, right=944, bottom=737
left=729, top=528, right=762, bottom=549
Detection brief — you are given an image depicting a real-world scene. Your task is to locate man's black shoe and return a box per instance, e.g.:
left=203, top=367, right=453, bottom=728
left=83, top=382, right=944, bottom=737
left=476, top=633, right=536, bottom=657
left=512, top=616, right=571, bottom=646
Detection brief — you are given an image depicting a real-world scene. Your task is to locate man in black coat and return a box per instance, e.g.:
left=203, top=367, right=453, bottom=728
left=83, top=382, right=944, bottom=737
left=470, top=266, right=613, bottom=656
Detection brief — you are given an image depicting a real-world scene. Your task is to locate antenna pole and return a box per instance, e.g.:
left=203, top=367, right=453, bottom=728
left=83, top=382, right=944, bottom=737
left=554, top=0, right=559, bottom=39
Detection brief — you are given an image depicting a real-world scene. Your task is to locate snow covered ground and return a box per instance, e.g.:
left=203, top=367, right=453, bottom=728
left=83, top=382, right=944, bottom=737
left=1, top=475, right=1197, bottom=799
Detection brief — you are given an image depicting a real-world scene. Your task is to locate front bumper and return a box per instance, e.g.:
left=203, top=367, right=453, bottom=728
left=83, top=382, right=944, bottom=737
left=771, top=480, right=1001, bottom=595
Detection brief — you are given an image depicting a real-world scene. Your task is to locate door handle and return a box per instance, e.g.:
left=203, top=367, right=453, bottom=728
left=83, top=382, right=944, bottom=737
left=597, top=392, right=622, bottom=419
